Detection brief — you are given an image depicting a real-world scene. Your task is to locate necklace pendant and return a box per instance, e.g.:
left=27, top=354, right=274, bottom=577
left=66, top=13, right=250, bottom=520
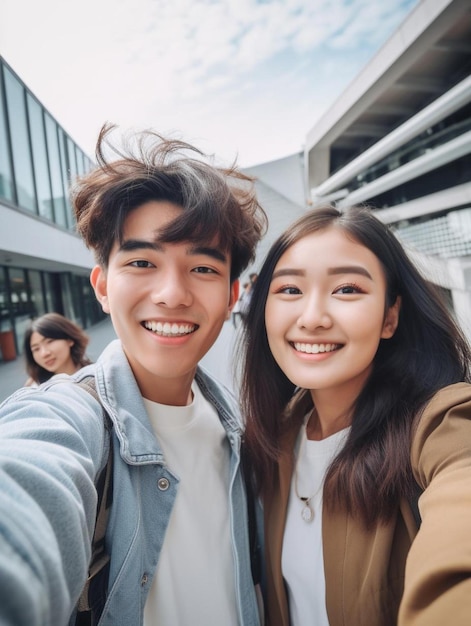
left=301, top=501, right=314, bottom=522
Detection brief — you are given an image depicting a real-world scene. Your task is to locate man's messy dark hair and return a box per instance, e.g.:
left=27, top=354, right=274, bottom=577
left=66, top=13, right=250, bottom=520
left=72, top=123, right=267, bottom=281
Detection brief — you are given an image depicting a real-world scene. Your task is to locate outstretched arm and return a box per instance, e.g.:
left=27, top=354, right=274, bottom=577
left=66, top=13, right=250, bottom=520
left=400, top=383, right=471, bottom=625
left=0, top=382, right=105, bottom=625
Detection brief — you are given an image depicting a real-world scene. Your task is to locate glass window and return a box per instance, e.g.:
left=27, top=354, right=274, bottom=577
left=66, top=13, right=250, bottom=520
left=27, top=94, right=54, bottom=221
left=27, top=270, right=46, bottom=317
left=43, top=272, right=64, bottom=312
left=0, top=66, right=14, bottom=202
left=84, top=154, right=94, bottom=174
left=66, top=136, right=78, bottom=184
left=3, top=67, right=36, bottom=212
left=45, top=114, right=68, bottom=227
left=8, top=267, right=33, bottom=356
left=0, top=266, right=16, bottom=362
left=81, top=275, right=105, bottom=326
left=0, top=266, right=12, bottom=331
left=58, top=129, right=73, bottom=229
left=59, top=273, right=79, bottom=323
left=75, top=145, right=85, bottom=177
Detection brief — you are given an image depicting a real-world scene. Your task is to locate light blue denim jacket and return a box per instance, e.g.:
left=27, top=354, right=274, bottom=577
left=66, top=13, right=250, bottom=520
left=0, top=340, right=261, bottom=626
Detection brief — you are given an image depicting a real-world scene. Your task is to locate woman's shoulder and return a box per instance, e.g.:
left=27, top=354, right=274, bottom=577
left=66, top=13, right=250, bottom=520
left=411, top=382, right=471, bottom=478
left=423, top=382, right=471, bottom=415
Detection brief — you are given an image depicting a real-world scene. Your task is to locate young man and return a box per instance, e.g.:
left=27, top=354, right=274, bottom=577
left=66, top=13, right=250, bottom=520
left=0, top=125, right=267, bottom=626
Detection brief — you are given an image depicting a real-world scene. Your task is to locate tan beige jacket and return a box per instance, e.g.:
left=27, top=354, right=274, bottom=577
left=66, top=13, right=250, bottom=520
left=264, top=383, right=471, bottom=625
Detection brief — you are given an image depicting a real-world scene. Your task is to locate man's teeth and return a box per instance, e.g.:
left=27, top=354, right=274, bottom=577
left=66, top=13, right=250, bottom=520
left=293, top=342, right=339, bottom=354
left=144, top=321, right=195, bottom=336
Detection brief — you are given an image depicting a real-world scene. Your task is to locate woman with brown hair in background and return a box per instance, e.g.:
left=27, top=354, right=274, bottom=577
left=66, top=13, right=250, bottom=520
left=23, top=313, right=92, bottom=386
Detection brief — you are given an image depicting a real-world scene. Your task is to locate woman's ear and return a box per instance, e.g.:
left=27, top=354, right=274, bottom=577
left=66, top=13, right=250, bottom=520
left=381, top=296, right=401, bottom=339
left=90, top=265, right=110, bottom=314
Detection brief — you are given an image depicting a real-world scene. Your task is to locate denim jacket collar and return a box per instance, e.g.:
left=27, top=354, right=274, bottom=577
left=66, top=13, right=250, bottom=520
left=90, top=340, right=242, bottom=465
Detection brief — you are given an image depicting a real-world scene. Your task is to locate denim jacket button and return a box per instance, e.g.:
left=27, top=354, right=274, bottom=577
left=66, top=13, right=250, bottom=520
left=141, top=573, right=149, bottom=586
left=157, top=477, right=170, bottom=491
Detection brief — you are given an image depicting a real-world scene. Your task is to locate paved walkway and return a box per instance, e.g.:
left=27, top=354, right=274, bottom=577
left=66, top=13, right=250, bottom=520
left=0, top=317, right=241, bottom=403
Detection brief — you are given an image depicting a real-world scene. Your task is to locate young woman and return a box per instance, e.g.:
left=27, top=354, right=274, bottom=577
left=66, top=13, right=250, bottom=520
left=240, top=204, right=471, bottom=626
left=23, top=312, right=92, bottom=386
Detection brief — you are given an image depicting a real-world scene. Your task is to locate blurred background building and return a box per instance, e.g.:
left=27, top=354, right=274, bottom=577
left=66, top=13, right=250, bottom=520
left=0, top=57, right=105, bottom=362
left=305, top=0, right=471, bottom=340
left=1, top=0, right=470, bottom=368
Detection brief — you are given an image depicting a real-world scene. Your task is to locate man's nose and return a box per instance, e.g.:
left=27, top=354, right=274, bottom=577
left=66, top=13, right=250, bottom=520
left=150, top=272, right=193, bottom=308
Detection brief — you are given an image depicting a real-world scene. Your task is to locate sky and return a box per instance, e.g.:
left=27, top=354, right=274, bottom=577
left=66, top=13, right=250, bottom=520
left=1, top=0, right=419, bottom=167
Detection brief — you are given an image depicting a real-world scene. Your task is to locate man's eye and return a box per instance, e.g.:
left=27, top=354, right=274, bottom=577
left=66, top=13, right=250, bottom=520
left=193, top=266, right=216, bottom=274
left=130, top=260, right=152, bottom=268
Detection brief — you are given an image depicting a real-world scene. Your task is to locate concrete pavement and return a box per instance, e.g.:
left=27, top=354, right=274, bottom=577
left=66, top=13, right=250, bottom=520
left=0, top=316, right=242, bottom=403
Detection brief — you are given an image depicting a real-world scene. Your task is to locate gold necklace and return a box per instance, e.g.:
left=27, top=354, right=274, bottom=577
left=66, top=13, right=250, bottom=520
left=293, top=412, right=322, bottom=523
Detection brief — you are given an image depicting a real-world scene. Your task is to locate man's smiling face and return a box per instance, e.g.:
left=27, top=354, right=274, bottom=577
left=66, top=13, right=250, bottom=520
left=91, top=200, right=238, bottom=405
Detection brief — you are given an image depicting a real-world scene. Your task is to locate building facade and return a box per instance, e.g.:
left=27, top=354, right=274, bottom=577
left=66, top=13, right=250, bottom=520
left=0, top=56, right=105, bottom=362
left=304, top=0, right=471, bottom=340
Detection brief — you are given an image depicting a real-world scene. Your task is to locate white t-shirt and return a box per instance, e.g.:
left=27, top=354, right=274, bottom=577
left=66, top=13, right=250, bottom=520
left=142, top=381, right=239, bottom=626
left=282, top=422, right=350, bottom=626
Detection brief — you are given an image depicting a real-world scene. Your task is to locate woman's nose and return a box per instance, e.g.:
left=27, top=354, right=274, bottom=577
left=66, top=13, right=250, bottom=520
left=297, top=295, right=333, bottom=330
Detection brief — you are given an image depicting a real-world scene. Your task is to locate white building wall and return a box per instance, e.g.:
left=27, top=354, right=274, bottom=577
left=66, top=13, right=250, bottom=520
left=244, top=153, right=306, bottom=207
left=0, top=201, right=95, bottom=273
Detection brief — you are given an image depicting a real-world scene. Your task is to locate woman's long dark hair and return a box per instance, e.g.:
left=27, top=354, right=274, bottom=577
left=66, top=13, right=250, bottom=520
left=23, top=313, right=92, bottom=384
left=240, top=205, right=471, bottom=527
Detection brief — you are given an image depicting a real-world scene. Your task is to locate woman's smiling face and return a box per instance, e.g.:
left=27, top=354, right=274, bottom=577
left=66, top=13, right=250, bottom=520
left=30, top=333, right=75, bottom=375
left=265, top=226, right=400, bottom=406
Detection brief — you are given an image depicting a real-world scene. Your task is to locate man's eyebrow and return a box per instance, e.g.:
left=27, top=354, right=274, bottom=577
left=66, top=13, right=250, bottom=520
left=118, top=239, right=227, bottom=263
left=189, top=245, right=227, bottom=264
left=119, top=239, right=163, bottom=252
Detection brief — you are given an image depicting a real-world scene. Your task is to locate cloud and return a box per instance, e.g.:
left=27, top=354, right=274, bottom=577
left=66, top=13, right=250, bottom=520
left=1, top=0, right=418, bottom=165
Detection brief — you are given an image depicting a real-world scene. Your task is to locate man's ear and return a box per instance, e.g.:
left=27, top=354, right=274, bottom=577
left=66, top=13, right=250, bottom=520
left=90, top=265, right=110, bottom=314
left=225, top=280, right=240, bottom=320
left=381, top=296, right=401, bottom=339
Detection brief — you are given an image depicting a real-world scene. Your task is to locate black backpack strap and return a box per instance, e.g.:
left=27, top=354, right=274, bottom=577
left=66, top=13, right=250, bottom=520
left=74, top=377, right=114, bottom=626
left=240, top=444, right=262, bottom=586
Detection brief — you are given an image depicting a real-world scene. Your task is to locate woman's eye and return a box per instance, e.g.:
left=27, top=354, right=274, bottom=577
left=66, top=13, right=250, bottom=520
left=335, top=283, right=363, bottom=295
left=277, top=286, right=301, bottom=295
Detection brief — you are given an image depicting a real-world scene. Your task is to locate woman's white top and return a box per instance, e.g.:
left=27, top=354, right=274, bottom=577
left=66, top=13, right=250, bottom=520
left=282, top=421, right=350, bottom=626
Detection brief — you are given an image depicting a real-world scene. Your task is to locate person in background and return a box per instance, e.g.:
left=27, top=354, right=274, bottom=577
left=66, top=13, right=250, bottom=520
left=23, top=312, right=92, bottom=386
left=232, top=281, right=252, bottom=327
left=0, top=123, right=267, bottom=626
left=240, top=204, right=471, bottom=626
left=238, top=275, right=258, bottom=325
